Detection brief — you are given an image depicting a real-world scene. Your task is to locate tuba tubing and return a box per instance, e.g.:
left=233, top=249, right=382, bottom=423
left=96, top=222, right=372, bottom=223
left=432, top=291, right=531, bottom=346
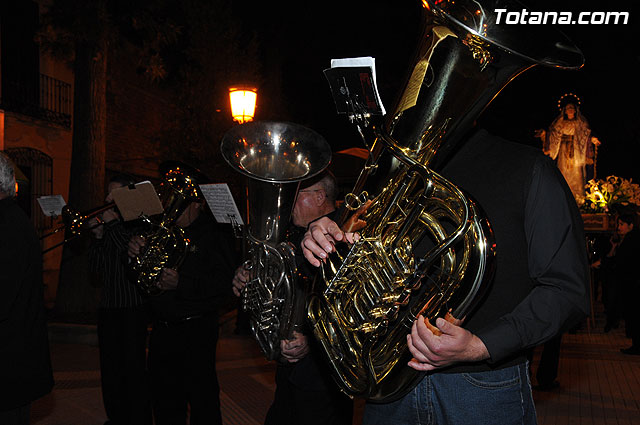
left=129, top=164, right=202, bottom=296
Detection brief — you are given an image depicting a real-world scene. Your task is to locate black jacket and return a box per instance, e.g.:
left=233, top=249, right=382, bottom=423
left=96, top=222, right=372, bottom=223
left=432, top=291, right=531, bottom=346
left=0, top=197, right=54, bottom=410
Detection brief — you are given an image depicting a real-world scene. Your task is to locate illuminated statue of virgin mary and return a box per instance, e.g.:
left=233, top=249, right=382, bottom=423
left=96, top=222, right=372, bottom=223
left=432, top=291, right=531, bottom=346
left=537, top=94, right=601, bottom=199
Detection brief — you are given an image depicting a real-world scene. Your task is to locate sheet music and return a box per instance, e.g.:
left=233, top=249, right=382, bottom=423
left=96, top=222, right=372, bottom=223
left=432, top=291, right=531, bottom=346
left=37, top=195, right=66, bottom=217
left=328, top=56, right=386, bottom=115
left=199, top=183, right=244, bottom=225
left=110, top=181, right=164, bottom=221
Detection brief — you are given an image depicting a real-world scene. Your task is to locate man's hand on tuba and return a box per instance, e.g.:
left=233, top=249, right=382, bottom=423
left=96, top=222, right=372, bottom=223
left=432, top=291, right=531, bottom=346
left=301, top=217, right=359, bottom=267
left=127, top=235, right=146, bottom=258
left=280, top=331, right=310, bottom=363
left=342, top=200, right=372, bottom=233
left=157, top=268, right=179, bottom=290
left=406, top=315, right=489, bottom=371
left=231, top=264, right=250, bottom=297
left=301, top=201, right=370, bottom=267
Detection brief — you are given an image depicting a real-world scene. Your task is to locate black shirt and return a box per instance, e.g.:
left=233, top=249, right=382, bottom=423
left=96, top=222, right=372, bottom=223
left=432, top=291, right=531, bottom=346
left=442, top=130, right=590, bottom=369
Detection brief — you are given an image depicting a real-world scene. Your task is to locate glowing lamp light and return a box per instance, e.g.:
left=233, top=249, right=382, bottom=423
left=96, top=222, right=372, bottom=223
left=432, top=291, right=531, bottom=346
left=229, top=87, right=257, bottom=124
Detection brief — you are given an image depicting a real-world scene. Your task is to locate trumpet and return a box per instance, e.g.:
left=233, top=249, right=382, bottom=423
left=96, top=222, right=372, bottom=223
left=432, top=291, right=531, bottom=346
left=40, top=203, right=118, bottom=254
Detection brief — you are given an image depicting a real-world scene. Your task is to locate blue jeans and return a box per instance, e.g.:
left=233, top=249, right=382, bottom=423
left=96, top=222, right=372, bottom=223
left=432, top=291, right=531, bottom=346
left=362, top=362, right=536, bottom=425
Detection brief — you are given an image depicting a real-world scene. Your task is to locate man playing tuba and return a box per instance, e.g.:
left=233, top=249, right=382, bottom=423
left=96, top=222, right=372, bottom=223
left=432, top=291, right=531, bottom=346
left=299, top=0, right=591, bottom=422
left=232, top=171, right=353, bottom=425
left=302, top=128, right=590, bottom=425
left=127, top=162, right=235, bottom=425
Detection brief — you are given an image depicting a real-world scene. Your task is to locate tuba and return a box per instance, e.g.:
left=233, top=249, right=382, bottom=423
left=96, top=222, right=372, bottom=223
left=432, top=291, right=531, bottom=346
left=130, top=163, right=203, bottom=296
left=308, top=0, right=584, bottom=401
left=221, top=121, right=331, bottom=360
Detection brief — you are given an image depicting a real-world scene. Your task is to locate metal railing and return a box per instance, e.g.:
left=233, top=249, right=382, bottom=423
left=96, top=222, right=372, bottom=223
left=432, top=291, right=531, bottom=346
left=0, top=73, right=72, bottom=128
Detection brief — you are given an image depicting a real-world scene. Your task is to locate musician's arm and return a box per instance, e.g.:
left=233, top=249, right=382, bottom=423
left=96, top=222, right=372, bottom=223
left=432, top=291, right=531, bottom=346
left=476, top=158, right=589, bottom=362
left=408, top=158, right=589, bottom=370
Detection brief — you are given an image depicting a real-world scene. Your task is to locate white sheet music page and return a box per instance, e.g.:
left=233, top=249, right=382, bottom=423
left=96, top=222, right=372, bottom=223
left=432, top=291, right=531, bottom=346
left=199, top=183, right=244, bottom=225
left=37, top=195, right=66, bottom=217
left=330, top=56, right=386, bottom=115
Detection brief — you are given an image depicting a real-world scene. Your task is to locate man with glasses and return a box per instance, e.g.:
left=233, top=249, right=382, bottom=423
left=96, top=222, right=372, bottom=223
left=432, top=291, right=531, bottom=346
left=232, top=170, right=353, bottom=425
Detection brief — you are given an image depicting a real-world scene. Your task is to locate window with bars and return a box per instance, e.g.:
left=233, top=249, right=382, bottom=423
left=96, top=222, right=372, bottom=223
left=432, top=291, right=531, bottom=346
left=5, top=148, right=54, bottom=234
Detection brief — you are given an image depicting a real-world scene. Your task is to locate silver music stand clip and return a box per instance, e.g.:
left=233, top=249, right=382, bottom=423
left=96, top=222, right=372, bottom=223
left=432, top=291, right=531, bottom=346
left=228, top=213, right=243, bottom=239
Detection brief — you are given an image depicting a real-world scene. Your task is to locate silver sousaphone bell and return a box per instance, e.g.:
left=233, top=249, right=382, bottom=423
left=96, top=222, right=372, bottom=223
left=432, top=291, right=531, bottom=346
left=220, top=121, right=332, bottom=360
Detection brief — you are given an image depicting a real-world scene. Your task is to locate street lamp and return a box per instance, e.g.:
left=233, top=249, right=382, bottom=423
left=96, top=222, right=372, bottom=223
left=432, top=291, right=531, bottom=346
left=229, top=87, right=257, bottom=124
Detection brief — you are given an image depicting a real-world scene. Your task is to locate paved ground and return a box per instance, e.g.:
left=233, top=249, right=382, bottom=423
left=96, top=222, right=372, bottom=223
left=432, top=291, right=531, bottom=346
left=30, top=306, right=640, bottom=425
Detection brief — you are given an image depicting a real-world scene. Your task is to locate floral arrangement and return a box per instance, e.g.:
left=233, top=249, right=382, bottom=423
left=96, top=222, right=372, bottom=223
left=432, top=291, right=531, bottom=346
left=578, top=175, right=640, bottom=214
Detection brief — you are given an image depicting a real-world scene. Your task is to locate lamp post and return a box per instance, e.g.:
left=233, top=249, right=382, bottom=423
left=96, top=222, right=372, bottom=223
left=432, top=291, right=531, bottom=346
left=229, top=87, right=257, bottom=124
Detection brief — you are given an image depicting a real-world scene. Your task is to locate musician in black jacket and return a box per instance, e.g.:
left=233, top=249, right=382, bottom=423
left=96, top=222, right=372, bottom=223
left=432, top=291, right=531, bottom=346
left=88, top=174, right=152, bottom=425
left=0, top=152, right=54, bottom=425
left=301, top=130, right=590, bottom=424
left=603, top=213, right=640, bottom=355
left=128, top=165, right=234, bottom=425
left=232, top=171, right=353, bottom=425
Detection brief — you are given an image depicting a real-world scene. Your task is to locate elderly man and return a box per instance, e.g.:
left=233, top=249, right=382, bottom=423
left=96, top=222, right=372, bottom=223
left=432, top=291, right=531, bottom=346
left=232, top=170, right=353, bottom=425
left=0, top=152, right=53, bottom=425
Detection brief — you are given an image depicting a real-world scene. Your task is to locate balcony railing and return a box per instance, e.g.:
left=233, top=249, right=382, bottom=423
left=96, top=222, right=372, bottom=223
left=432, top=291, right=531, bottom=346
left=1, top=73, right=72, bottom=128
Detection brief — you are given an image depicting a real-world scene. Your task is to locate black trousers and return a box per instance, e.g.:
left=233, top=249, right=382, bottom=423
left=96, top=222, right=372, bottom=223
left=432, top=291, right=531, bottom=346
left=97, top=306, right=152, bottom=425
left=264, top=356, right=353, bottom=425
left=623, top=283, right=640, bottom=347
left=603, top=276, right=624, bottom=327
left=0, top=403, right=30, bottom=425
left=535, top=334, right=563, bottom=386
left=149, top=314, right=221, bottom=425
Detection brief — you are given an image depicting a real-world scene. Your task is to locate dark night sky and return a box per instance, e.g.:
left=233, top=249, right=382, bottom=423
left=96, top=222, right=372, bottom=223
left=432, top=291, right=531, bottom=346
left=239, top=1, right=639, bottom=183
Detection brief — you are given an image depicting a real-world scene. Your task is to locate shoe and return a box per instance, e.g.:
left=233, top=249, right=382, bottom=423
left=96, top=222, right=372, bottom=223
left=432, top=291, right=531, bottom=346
left=533, top=381, right=560, bottom=391
left=620, top=347, right=640, bottom=355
